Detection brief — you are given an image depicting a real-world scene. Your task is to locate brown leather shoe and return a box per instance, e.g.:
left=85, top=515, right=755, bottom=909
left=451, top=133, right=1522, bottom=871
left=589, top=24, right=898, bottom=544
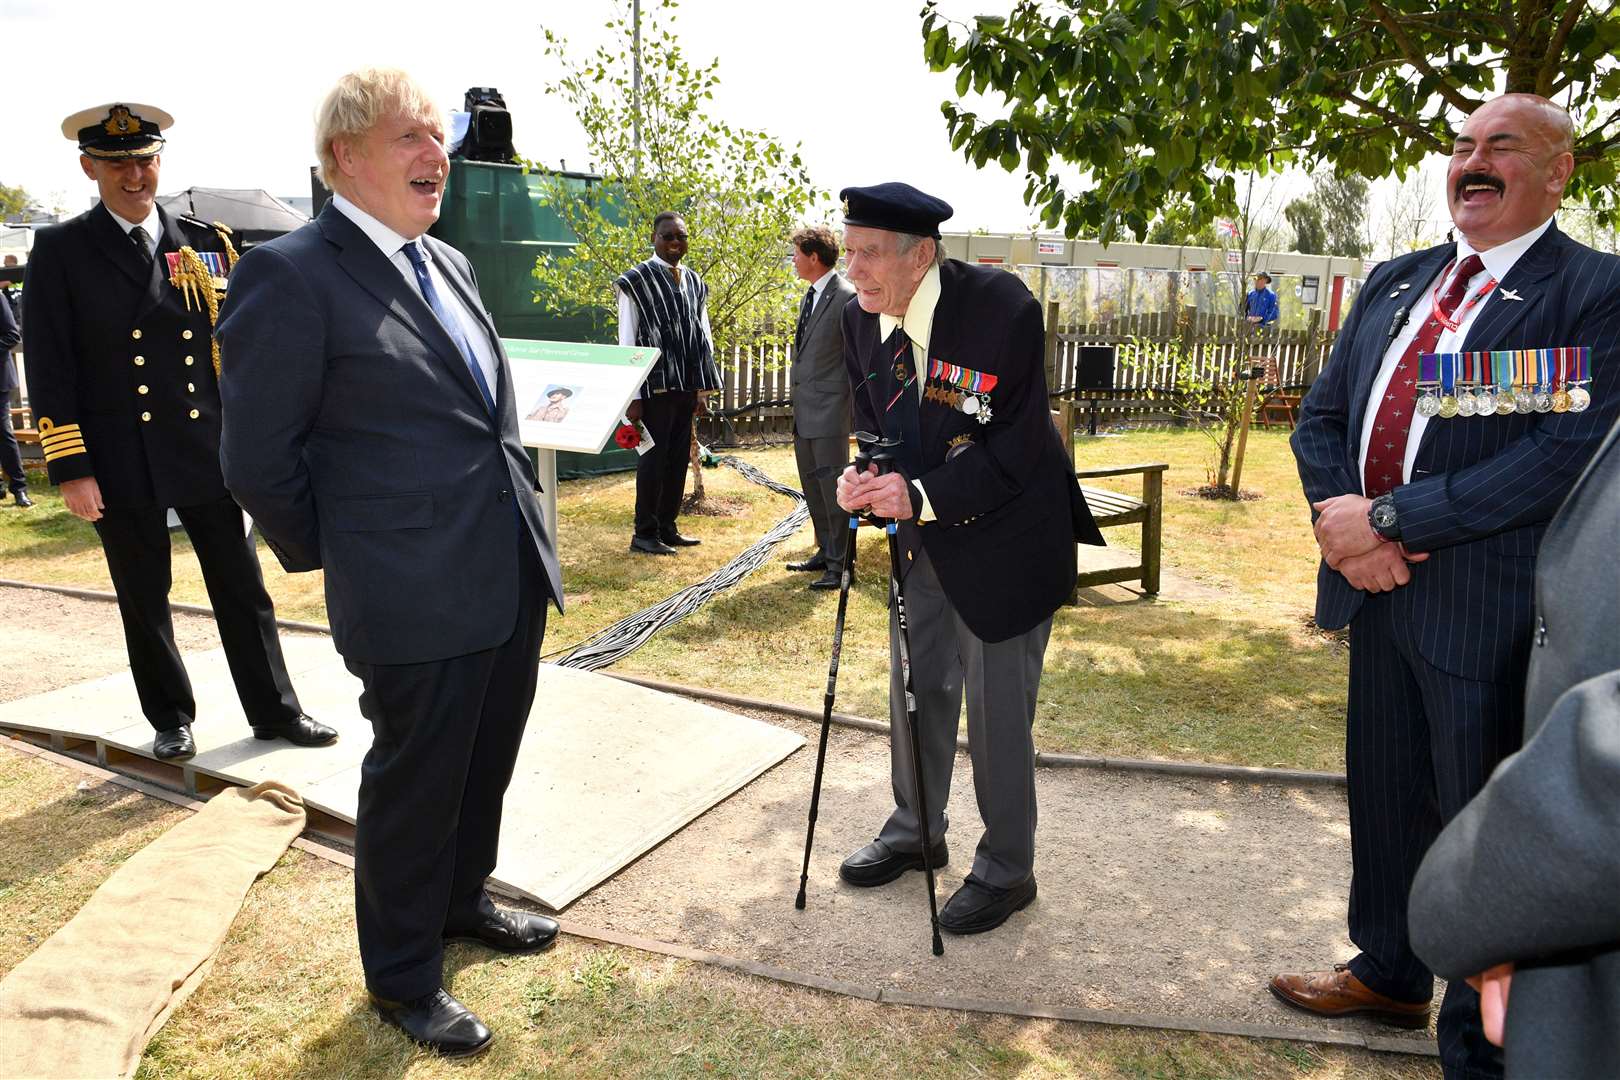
left=1269, top=965, right=1431, bottom=1029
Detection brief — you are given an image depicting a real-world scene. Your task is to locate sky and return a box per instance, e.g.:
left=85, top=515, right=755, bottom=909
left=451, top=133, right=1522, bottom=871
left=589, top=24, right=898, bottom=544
left=5, top=0, right=1052, bottom=232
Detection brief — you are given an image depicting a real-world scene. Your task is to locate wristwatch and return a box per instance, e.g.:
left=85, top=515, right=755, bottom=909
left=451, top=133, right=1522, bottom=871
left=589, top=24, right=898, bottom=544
left=1368, top=492, right=1401, bottom=542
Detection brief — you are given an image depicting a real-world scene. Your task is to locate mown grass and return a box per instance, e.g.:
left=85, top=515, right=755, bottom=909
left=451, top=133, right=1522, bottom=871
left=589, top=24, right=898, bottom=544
left=0, top=428, right=1349, bottom=771
left=0, top=748, right=1435, bottom=1080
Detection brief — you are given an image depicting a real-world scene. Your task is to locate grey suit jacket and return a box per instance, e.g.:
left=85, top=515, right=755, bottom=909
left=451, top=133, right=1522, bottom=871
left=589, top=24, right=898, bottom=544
left=215, top=204, right=564, bottom=666
left=1410, top=416, right=1620, bottom=1078
left=790, top=272, right=856, bottom=440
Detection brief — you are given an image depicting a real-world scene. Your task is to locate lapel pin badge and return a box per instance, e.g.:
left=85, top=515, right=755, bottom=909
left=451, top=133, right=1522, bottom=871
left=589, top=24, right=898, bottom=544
left=1500, top=288, right=1524, bottom=302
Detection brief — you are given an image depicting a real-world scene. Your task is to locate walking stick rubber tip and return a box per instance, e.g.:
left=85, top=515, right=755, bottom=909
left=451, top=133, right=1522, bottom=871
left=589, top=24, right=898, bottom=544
left=794, top=890, right=806, bottom=910
left=932, top=934, right=944, bottom=956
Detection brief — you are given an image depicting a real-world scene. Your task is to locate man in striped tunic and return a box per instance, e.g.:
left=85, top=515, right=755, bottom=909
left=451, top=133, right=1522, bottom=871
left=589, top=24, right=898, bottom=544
left=616, top=212, right=722, bottom=555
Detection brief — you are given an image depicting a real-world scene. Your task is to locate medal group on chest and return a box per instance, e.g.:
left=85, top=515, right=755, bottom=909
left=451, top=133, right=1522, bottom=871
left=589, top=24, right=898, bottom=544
left=1415, top=347, right=1592, bottom=418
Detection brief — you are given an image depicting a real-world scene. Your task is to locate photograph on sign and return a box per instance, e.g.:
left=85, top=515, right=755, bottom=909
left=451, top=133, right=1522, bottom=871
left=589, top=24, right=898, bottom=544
left=502, top=339, right=660, bottom=453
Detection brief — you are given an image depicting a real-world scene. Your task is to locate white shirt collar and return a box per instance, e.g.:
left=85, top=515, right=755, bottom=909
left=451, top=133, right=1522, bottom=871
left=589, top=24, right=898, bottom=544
left=1457, top=215, right=1555, bottom=283
left=879, top=264, right=941, bottom=354
left=808, top=268, right=834, bottom=299
left=332, top=192, right=418, bottom=261
left=106, top=204, right=160, bottom=240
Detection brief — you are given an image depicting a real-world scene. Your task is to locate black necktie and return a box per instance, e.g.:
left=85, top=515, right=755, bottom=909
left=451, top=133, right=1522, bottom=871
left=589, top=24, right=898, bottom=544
left=883, top=324, right=923, bottom=479
left=129, top=226, right=152, bottom=262
left=795, top=287, right=815, bottom=345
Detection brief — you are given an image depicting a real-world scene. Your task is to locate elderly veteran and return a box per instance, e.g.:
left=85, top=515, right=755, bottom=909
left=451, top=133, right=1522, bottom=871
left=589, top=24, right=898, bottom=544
left=22, top=102, right=330, bottom=761
left=216, top=68, right=564, bottom=1058
left=832, top=182, right=1102, bottom=935
left=1278, top=93, right=1620, bottom=1080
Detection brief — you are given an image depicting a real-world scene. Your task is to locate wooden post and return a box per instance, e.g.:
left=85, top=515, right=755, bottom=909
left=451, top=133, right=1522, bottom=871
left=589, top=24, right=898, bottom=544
left=1044, top=299, right=1062, bottom=393
left=1230, top=370, right=1261, bottom=496
left=1141, top=467, right=1163, bottom=595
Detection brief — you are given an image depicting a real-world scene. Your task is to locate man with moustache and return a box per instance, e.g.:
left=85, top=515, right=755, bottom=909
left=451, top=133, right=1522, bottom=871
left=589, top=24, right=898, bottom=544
left=785, top=224, right=857, bottom=589
left=616, top=211, right=721, bottom=555
left=1277, top=94, right=1620, bottom=1079
left=833, top=183, right=1101, bottom=934
left=216, top=69, right=564, bottom=1057
left=22, top=103, right=330, bottom=760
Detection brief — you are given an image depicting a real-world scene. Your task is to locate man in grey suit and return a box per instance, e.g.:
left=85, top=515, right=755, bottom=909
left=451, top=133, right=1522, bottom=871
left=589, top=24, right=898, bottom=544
left=216, top=68, right=564, bottom=1058
left=785, top=225, right=856, bottom=589
left=1410, top=415, right=1620, bottom=1078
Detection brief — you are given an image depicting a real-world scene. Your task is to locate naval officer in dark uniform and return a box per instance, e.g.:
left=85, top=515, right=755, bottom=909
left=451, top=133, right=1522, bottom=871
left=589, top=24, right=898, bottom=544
left=22, top=102, right=333, bottom=760
left=834, top=183, right=1102, bottom=934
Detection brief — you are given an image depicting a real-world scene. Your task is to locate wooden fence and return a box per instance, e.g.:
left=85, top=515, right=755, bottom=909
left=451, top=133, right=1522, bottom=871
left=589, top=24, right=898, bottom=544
left=700, top=307, right=1341, bottom=444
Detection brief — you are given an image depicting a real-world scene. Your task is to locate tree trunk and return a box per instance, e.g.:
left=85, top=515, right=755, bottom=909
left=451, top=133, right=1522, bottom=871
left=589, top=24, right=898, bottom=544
left=686, top=416, right=705, bottom=504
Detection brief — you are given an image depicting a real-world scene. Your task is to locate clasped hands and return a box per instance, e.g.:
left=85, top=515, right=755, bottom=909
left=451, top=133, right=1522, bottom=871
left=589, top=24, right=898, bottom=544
left=1311, top=493, right=1427, bottom=593
left=836, top=463, right=914, bottom=521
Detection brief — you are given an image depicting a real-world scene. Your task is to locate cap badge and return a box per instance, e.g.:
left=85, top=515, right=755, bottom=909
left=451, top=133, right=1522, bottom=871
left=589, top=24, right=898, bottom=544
left=104, top=106, right=138, bottom=136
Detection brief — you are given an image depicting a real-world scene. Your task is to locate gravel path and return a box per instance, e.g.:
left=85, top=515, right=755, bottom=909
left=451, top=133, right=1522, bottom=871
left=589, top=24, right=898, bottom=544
left=0, top=584, right=1436, bottom=1052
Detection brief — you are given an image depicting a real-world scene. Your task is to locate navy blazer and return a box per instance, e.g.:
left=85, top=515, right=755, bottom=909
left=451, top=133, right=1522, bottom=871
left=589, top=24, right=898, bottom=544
left=843, top=260, right=1102, bottom=643
left=215, top=204, right=563, bottom=666
left=1292, top=223, right=1620, bottom=681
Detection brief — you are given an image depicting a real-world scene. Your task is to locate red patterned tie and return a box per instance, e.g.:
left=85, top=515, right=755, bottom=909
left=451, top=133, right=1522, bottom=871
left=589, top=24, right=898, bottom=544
left=1362, top=254, right=1484, bottom=497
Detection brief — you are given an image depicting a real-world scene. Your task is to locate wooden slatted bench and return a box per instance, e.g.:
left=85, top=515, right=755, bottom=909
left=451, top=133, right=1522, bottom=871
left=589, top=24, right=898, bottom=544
left=9, top=405, right=37, bottom=445
left=1074, top=463, right=1167, bottom=596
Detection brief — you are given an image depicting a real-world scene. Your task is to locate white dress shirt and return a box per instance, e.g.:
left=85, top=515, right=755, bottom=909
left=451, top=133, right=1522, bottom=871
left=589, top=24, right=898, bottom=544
left=878, top=264, right=943, bottom=520
left=107, top=205, right=161, bottom=260
left=330, top=193, right=500, bottom=399
left=1358, top=215, right=1554, bottom=485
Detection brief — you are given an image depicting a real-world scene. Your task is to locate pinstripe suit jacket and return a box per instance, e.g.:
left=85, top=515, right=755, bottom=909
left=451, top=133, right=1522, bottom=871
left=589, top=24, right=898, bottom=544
left=1292, top=223, right=1620, bottom=681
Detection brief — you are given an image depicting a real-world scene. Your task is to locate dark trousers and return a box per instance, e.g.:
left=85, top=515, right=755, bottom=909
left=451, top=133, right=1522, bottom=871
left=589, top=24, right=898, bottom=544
left=0, top=390, right=25, bottom=495
left=346, top=541, right=548, bottom=1001
left=793, top=428, right=848, bottom=563
left=876, top=541, right=1051, bottom=889
left=93, top=496, right=301, bottom=732
left=633, top=390, right=697, bottom=540
left=1345, top=592, right=1521, bottom=1079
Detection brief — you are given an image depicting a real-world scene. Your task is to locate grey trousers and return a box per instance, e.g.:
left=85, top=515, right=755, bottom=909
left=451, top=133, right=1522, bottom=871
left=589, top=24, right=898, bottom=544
left=876, top=540, right=1052, bottom=889
left=793, top=430, right=848, bottom=563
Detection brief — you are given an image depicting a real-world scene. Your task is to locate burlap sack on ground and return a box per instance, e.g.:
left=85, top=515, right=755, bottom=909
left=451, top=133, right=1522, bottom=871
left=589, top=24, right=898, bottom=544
left=0, top=780, right=306, bottom=1080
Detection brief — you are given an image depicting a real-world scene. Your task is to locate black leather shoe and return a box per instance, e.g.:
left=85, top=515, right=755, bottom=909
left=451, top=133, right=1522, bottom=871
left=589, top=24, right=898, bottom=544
left=371, top=988, right=492, bottom=1058
left=251, top=713, right=338, bottom=747
left=839, top=838, right=948, bottom=888
left=445, top=906, right=560, bottom=954
left=631, top=535, right=677, bottom=555
left=939, top=874, right=1037, bottom=935
left=787, top=554, right=829, bottom=572
left=153, top=725, right=195, bottom=761
left=808, top=569, right=843, bottom=590
left=660, top=531, right=701, bottom=546
left=12, top=491, right=31, bottom=508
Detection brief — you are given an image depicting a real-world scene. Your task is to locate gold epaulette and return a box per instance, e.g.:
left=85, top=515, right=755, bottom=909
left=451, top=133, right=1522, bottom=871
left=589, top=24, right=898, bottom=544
left=36, top=418, right=87, bottom=463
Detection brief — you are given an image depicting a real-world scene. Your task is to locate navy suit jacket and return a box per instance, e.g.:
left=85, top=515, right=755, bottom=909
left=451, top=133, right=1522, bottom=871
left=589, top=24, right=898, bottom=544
left=1292, top=223, right=1620, bottom=681
left=215, top=204, right=563, bottom=666
left=843, top=260, right=1101, bottom=643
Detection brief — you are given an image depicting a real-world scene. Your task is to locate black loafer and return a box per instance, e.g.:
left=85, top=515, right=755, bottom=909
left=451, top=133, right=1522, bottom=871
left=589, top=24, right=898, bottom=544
left=808, top=569, right=844, bottom=590
left=12, top=491, right=31, bottom=508
left=787, top=555, right=829, bottom=572
left=371, top=988, right=492, bottom=1058
left=153, top=724, right=195, bottom=761
left=251, top=713, right=338, bottom=747
left=839, top=838, right=948, bottom=888
left=939, top=873, right=1037, bottom=935
left=630, top=536, right=677, bottom=555
left=660, top=531, right=701, bottom=547
left=445, top=907, right=560, bottom=954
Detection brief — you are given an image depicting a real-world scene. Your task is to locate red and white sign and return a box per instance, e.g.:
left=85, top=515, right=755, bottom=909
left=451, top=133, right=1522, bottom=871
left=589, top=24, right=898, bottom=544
left=1037, top=240, right=1064, bottom=255
left=1225, top=251, right=1242, bottom=266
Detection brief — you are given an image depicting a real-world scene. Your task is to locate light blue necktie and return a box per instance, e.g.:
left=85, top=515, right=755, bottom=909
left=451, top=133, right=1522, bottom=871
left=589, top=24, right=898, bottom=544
left=403, top=241, right=496, bottom=413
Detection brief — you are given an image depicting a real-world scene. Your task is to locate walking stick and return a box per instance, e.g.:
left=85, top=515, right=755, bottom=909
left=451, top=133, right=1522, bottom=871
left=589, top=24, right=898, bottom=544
left=876, top=454, right=946, bottom=956
left=795, top=495, right=864, bottom=910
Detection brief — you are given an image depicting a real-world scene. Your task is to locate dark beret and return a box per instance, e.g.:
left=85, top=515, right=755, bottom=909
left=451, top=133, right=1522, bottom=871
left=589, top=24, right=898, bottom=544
left=839, top=182, right=953, bottom=238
